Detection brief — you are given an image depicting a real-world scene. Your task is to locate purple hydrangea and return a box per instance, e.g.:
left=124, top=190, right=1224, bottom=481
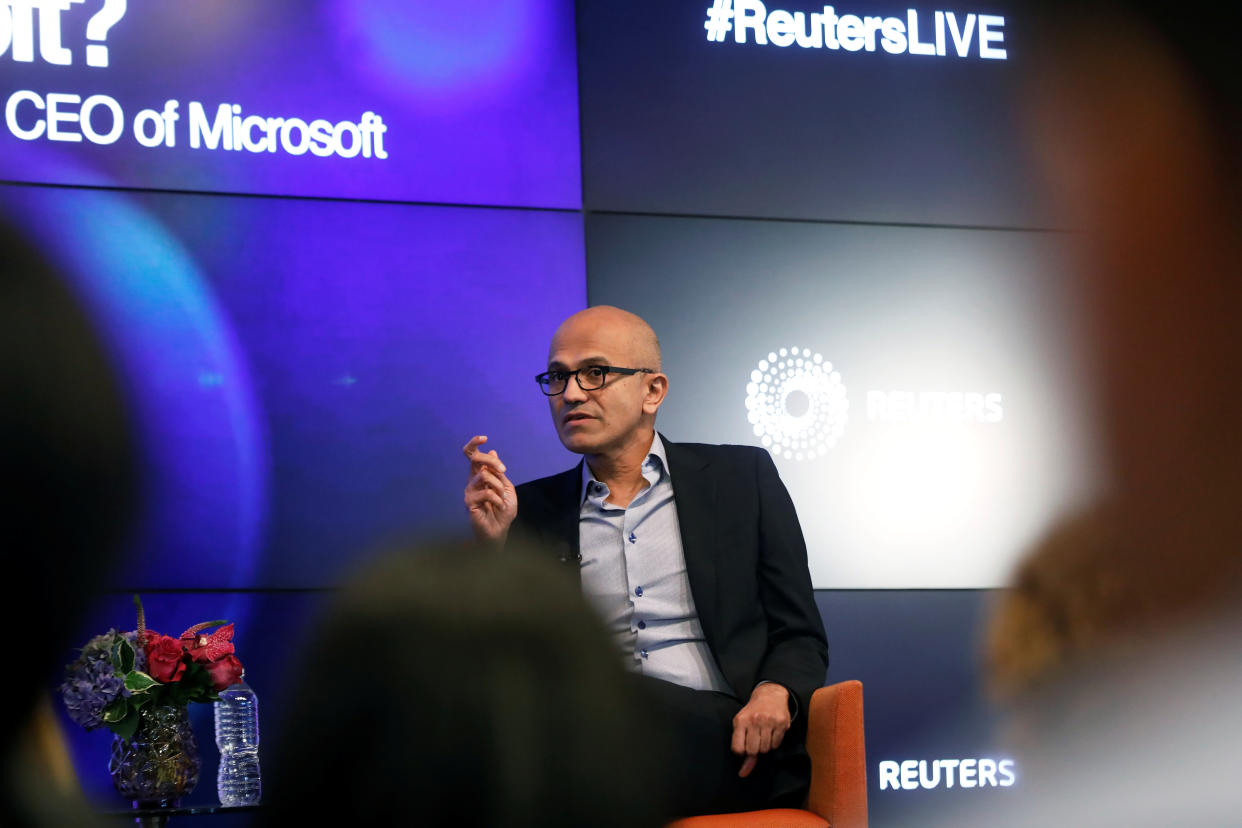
left=60, top=649, right=125, bottom=730
left=60, top=629, right=150, bottom=731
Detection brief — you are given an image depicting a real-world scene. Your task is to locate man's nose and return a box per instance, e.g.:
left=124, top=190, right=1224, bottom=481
left=563, top=375, right=589, bottom=403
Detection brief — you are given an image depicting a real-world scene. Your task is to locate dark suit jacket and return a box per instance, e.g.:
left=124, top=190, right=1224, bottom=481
left=511, top=434, right=829, bottom=718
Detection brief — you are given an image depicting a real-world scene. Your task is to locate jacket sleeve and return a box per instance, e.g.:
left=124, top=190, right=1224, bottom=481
left=752, top=448, right=829, bottom=716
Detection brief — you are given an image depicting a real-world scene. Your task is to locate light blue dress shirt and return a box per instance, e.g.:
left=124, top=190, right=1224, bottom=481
left=578, top=434, right=732, bottom=694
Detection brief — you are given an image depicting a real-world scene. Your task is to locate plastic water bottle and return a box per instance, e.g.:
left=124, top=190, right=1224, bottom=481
left=214, top=679, right=261, bottom=806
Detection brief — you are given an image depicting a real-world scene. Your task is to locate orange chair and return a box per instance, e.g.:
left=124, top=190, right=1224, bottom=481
left=667, top=680, right=868, bottom=828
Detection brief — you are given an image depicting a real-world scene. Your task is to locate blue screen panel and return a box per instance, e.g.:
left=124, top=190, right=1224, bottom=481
left=578, top=0, right=1044, bottom=227
left=2, top=183, right=586, bottom=589
left=0, top=0, right=581, bottom=207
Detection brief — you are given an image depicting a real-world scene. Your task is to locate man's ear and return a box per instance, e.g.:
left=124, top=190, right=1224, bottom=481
left=642, top=373, right=669, bottom=415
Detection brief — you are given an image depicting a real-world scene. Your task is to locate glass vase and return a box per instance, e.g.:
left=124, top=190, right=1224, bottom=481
left=109, top=704, right=201, bottom=807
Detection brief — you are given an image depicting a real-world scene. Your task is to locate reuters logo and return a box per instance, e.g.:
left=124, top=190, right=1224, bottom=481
left=745, top=347, right=848, bottom=460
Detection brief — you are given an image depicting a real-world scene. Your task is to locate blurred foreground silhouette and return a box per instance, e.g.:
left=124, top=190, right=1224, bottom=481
left=965, top=0, right=1242, bottom=824
left=3, top=220, right=135, bottom=825
left=263, top=542, right=668, bottom=828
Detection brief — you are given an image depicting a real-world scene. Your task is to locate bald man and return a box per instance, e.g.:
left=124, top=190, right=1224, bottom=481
left=463, top=306, right=828, bottom=816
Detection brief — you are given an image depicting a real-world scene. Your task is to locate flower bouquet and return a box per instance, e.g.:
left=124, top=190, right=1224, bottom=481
left=60, top=596, right=245, bottom=805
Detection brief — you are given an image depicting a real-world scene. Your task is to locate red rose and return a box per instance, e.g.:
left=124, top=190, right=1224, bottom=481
left=145, top=635, right=187, bottom=683
left=204, top=654, right=244, bottom=692
left=181, top=623, right=236, bottom=664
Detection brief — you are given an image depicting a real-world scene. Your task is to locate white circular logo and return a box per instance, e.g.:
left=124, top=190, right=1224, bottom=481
left=745, top=347, right=848, bottom=460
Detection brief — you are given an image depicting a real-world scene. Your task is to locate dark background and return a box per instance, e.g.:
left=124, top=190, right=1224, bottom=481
left=578, top=0, right=1047, bottom=228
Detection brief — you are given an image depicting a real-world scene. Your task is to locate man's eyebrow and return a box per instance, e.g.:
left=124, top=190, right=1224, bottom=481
left=547, top=356, right=610, bottom=369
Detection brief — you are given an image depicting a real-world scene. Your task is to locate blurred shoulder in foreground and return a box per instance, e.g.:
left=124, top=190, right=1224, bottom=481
left=3, top=220, right=135, bottom=826
left=263, top=540, right=668, bottom=828
left=970, top=0, right=1242, bottom=821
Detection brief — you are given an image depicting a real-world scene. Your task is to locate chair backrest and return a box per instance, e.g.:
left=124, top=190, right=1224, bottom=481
left=805, top=680, right=868, bottom=828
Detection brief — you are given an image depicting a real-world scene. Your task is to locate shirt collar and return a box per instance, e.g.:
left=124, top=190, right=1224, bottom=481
left=580, top=432, right=668, bottom=505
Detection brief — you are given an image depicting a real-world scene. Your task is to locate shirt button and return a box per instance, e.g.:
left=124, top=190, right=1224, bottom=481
left=640, top=649, right=648, bottom=659
left=637, top=620, right=646, bottom=630
left=634, top=586, right=643, bottom=597
left=628, top=532, right=637, bottom=543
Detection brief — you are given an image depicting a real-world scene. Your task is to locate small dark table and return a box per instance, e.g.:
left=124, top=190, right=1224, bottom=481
left=102, top=803, right=261, bottom=827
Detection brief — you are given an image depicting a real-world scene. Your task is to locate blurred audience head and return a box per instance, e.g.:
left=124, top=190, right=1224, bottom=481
left=2, top=218, right=136, bottom=716
left=973, top=0, right=1242, bottom=815
left=265, top=540, right=666, bottom=828
left=1008, top=0, right=1242, bottom=648
left=985, top=503, right=1119, bottom=705
left=2, top=218, right=136, bottom=823
left=948, top=9, right=1242, bottom=824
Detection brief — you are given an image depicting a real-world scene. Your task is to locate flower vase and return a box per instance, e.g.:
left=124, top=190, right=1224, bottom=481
left=109, top=704, right=201, bottom=807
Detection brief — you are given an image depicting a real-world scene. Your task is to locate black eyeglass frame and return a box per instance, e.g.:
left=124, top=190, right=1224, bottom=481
left=534, top=365, right=656, bottom=396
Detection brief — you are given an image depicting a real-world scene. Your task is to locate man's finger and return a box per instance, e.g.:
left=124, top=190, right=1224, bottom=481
left=473, top=467, right=508, bottom=497
left=757, top=728, right=773, bottom=754
left=482, top=467, right=516, bottom=499
left=466, top=481, right=506, bottom=510
left=469, top=456, right=506, bottom=480
left=464, top=437, right=507, bottom=472
left=465, top=477, right=504, bottom=503
left=480, top=489, right=506, bottom=511
left=745, top=726, right=761, bottom=757
left=738, top=754, right=758, bottom=778
left=463, top=435, right=487, bottom=458
left=469, top=450, right=506, bottom=476
left=731, top=721, right=748, bottom=756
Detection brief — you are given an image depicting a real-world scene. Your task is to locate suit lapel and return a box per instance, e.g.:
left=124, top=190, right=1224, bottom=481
left=544, top=461, right=582, bottom=567
left=662, top=435, right=720, bottom=650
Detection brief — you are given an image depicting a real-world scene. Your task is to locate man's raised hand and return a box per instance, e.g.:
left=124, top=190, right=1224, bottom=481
left=463, top=435, right=517, bottom=544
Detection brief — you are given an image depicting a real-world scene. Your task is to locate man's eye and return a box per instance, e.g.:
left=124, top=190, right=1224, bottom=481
left=583, top=366, right=607, bottom=380
left=548, top=371, right=570, bottom=382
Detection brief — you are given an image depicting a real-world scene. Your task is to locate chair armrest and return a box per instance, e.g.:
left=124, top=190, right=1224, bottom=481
left=805, top=680, right=867, bottom=828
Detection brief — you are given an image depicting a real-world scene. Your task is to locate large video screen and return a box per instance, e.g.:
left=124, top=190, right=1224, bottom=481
left=578, top=0, right=1043, bottom=228
left=0, top=0, right=581, bottom=207
left=586, top=213, right=1097, bottom=588
left=1, top=182, right=586, bottom=590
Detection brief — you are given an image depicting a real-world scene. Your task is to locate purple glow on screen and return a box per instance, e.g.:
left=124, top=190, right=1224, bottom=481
left=331, top=0, right=536, bottom=93
left=0, top=0, right=581, bottom=207
left=0, top=182, right=269, bottom=590
left=2, top=181, right=586, bottom=589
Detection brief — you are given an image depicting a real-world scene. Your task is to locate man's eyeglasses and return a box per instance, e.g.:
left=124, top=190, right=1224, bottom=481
left=535, top=365, right=655, bottom=396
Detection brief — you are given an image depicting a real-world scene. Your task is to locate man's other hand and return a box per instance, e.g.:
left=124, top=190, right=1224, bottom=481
left=463, top=435, right=517, bottom=544
left=731, top=682, right=791, bottom=778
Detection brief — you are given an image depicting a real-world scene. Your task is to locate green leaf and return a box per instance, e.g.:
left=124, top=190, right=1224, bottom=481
left=186, top=684, right=221, bottom=705
left=184, top=662, right=208, bottom=685
left=176, top=663, right=209, bottom=703
left=110, top=710, right=140, bottom=743
left=124, top=671, right=159, bottom=694
left=116, top=637, right=135, bottom=674
left=102, top=697, right=129, bottom=724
